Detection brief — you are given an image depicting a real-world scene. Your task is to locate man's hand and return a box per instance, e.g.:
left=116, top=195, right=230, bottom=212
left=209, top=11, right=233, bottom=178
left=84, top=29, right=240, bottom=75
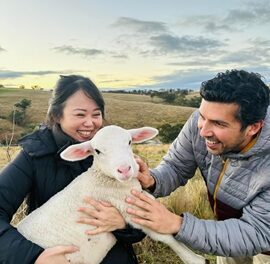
left=77, top=197, right=126, bottom=235
left=126, top=189, right=182, bottom=235
left=35, top=245, right=79, bottom=264
left=135, top=156, right=156, bottom=190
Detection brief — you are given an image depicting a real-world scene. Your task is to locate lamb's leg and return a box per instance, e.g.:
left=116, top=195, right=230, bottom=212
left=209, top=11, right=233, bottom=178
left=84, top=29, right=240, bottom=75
left=146, top=231, right=207, bottom=264
left=124, top=190, right=207, bottom=263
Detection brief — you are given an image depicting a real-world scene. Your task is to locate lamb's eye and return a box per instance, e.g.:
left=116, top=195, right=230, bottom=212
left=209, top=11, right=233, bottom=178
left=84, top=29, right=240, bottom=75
left=128, top=140, right=131, bottom=145
left=95, top=149, right=101, bottom=154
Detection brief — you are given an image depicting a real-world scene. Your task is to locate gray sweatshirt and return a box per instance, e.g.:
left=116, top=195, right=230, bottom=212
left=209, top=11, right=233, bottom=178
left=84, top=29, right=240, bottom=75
left=151, top=107, right=270, bottom=257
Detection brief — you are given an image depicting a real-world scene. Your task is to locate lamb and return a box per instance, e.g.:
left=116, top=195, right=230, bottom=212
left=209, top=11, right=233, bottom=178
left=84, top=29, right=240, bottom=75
left=17, top=125, right=207, bottom=264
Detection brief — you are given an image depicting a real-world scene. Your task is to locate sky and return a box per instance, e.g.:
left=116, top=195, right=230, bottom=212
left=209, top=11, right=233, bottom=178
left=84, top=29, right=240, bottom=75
left=1, top=0, right=270, bottom=90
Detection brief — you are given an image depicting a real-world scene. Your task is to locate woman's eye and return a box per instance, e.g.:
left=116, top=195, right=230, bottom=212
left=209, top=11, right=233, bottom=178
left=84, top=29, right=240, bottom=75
left=95, top=149, right=101, bottom=154
left=92, top=111, right=101, bottom=117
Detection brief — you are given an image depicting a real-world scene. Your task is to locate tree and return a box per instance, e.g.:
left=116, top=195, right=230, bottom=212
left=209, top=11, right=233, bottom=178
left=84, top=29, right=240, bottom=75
left=9, top=98, right=32, bottom=126
left=15, top=98, right=31, bottom=111
left=156, top=91, right=177, bottom=103
left=31, top=85, right=40, bottom=90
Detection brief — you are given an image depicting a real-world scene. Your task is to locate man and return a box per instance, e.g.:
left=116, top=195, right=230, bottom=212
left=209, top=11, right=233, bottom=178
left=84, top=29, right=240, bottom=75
left=126, top=70, right=270, bottom=264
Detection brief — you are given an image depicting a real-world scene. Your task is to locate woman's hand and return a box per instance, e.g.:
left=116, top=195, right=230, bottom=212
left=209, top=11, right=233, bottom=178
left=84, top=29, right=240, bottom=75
left=126, top=189, right=182, bottom=235
left=135, top=156, right=155, bottom=190
left=34, top=245, right=79, bottom=264
left=77, top=197, right=126, bottom=235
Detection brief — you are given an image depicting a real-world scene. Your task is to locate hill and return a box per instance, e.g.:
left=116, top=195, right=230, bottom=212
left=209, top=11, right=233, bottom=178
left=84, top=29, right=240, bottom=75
left=0, top=88, right=196, bottom=143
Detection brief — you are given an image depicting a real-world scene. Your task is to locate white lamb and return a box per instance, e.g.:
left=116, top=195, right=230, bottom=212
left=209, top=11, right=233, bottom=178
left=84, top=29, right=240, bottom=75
left=17, top=125, right=206, bottom=264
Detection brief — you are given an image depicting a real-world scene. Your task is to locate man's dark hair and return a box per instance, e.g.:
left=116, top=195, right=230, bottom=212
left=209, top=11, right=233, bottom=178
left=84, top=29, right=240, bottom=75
left=200, top=69, right=270, bottom=129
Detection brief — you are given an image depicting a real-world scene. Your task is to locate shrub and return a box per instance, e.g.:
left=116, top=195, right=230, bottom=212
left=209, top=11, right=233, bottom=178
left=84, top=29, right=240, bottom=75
left=158, top=123, right=184, bottom=143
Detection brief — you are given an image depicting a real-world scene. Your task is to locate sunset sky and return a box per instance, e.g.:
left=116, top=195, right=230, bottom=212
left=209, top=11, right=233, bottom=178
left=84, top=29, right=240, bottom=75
left=1, top=0, right=270, bottom=90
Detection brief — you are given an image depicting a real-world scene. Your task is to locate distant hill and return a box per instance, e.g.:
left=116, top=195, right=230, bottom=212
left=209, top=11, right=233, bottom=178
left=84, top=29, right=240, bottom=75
left=0, top=88, right=196, bottom=143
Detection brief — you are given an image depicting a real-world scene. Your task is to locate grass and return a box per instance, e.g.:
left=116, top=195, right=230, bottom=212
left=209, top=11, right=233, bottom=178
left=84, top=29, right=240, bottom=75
left=0, top=146, right=21, bottom=169
left=0, top=89, right=196, bottom=143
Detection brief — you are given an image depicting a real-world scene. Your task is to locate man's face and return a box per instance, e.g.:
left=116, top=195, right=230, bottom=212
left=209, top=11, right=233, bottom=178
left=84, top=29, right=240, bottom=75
left=198, top=99, right=254, bottom=155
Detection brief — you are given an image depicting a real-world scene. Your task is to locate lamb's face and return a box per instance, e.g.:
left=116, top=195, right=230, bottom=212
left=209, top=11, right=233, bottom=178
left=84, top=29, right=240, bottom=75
left=91, top=126, right=139, bottom=182
left=60, top=125, right=158, bottom=183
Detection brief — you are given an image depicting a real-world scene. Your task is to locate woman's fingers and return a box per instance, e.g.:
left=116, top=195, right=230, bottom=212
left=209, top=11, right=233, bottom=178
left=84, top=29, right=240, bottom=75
left=77, top=216, right=101, bottom=226
left=54, top=245, right=79, bottom=254
left=77, top=196, right=125, bottom=231
left=77, top=206, right=99, bottom=218
left=83, top=196, right=103, bottom=210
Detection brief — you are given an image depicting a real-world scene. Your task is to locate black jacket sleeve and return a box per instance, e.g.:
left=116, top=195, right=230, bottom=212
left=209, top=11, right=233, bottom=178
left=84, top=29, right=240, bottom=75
left=0, top=151, right=44, bottom=264
left=112, top=225, right=146, bottom=244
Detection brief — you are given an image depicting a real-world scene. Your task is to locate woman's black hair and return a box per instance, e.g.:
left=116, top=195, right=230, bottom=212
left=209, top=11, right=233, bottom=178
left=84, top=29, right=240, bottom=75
left=46, top=75, right=105, bottom=127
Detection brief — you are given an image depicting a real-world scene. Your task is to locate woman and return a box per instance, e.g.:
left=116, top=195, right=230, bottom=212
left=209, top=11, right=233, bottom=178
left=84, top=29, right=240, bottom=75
left=0, top=75, right=145, bottom=264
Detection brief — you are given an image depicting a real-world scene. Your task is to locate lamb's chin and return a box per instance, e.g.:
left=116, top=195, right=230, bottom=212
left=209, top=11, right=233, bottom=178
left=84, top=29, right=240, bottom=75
left=116, top=175, right=135, bottom=183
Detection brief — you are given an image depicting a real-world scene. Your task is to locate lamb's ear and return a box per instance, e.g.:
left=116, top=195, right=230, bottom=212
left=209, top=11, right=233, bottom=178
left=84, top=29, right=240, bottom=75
left=128, top=127, right=158, bottom=143
left=60, top=141, right=94, bottom=161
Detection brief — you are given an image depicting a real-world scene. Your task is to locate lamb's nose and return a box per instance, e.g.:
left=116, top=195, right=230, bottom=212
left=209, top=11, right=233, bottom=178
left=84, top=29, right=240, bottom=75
left=117, top=166, right=131, bottom=177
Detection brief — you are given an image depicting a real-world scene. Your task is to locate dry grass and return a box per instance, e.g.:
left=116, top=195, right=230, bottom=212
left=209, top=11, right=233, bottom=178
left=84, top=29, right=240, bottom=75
left=104, top=94, right=195, bottom=128
left=0, top=146, right=21, bottom=170
left=0, top=89, right=50, bottom=124
left=0, top=89, right=196, bottom=142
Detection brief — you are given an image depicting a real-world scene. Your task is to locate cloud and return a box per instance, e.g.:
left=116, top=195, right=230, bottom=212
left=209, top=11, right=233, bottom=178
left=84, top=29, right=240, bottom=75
left=0, top=46, right=6, bottom=52
left=53, top=45, right=104, bottom=57
left=224, top=9, right=256, bottom=24
left=224, top=1, right=270, bottom=25
left=204, top=22, right=233, bottom=33
left=0, top=70, right=72, bottom=79
left=138, top=66, right=269, bottom=91
left=112, top=17, right=168, bottom=34
left=219, top=38, right=270, bottom=65
left=178, top=15, right=235, bottom=34
left=111, top=15, right=224, bottom=57
left=154, top=69, right=215, bottom=88
left=112, top=17, right=223, bottom=58
left=177, top=1, right=270, bottom=34
left=149, top=34, right=223, bottom=55
left=221, top=51, right=264, bottom=64
left=109, top=51, right=129, bottom=59
left=167, top=60, right=217, bottom=67
left=111, top=54, right=128, bottom=59
left=166, top=37, right=270, bottom=70
left=128, top=69, right=218, bottom=90
left=99, top=79, right=125, bottom=84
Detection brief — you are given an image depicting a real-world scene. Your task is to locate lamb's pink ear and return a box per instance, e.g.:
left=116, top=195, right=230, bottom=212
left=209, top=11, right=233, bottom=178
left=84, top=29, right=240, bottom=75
left=128, top=127, right=158, bottom=143
left=60, top=141, right=94, bottom=161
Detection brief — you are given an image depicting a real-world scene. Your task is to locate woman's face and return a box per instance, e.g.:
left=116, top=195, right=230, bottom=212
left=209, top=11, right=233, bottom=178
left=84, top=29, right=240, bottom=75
left=59, top=89, right=103, bottom=142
